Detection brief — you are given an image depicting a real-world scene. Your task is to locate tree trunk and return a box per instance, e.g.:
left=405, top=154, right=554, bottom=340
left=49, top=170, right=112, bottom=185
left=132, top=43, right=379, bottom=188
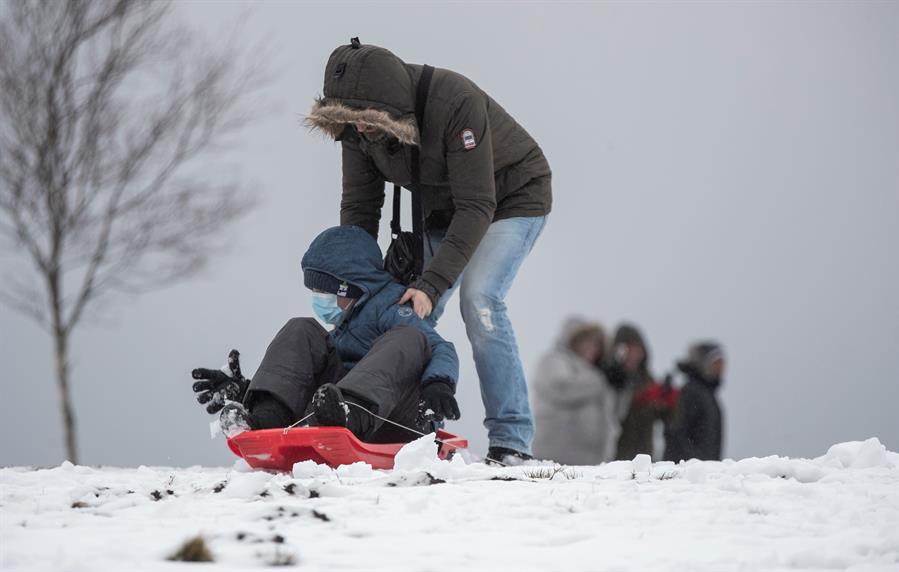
left=53, top=327, right=78, bottom=464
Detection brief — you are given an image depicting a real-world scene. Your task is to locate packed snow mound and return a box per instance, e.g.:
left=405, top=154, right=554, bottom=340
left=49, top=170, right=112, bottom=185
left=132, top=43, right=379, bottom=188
left=2, top=439, right=898, bottom=571
left=819, top=437, right=894, bottom=469
left=393, top=432, right=440, bottom=471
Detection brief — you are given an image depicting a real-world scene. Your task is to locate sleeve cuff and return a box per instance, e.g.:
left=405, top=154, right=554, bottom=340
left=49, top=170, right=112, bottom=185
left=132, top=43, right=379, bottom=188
left=410, top=277, right=441, bottom=307
left=421, top=376, right=455, bottom=390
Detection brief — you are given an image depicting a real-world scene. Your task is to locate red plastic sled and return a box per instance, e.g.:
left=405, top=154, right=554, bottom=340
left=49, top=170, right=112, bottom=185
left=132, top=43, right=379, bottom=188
left=227, top=427, right=468, bottom=472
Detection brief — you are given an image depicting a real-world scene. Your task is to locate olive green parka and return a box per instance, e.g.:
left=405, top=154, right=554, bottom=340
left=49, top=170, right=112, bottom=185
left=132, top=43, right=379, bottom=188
left=306, top=41, right=552, bottom=297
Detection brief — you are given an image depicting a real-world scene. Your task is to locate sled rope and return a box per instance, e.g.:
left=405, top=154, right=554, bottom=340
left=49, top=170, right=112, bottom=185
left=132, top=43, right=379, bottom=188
left=282, top=402, right=430, bottom=439
left=346, top=402, right=510, bottom=468
left=281, top=402, right=508, bottom=467
left=347, top=401, right=429, bottom=438
left=282, top=412, right=316, bottom=434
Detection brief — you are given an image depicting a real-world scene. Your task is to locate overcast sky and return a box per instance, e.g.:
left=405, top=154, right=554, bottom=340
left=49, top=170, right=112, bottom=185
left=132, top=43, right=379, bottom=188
left=1, top=1, right=897, bottom=467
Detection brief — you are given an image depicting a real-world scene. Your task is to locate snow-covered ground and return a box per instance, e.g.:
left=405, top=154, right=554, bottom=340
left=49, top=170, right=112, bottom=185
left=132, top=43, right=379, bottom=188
left=2, top=437, right=898, bottom=571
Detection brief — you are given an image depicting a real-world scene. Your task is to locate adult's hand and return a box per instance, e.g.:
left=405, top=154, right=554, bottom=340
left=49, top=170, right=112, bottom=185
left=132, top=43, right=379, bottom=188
left=399, top=287, right=433, bottom=319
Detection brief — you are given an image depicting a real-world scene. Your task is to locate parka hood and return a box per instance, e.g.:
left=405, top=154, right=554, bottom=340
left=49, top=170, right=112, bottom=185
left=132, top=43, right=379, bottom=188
left=613, top=323, right=651, bottom=371
left=305, top=42, right=418, bottom=145
left=300, top=225, right=393, bottom=308
left=556, top=317, right=606, bottom=354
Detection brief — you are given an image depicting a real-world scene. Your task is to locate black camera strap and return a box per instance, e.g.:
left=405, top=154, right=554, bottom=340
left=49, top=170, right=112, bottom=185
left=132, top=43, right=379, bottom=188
left=390, top=64, right=434, bottom=277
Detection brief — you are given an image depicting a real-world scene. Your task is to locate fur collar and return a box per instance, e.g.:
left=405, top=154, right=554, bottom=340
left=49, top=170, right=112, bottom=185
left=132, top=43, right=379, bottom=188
left=305, top=98, right=418, bottom=145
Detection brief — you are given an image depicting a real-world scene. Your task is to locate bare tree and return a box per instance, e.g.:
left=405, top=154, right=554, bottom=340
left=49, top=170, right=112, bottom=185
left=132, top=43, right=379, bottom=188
left=0, top=0, right=260, bottom=463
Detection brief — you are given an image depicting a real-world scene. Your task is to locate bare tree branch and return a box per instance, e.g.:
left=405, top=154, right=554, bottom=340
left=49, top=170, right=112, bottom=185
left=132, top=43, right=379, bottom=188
left=0, top=276, right=49, bottom=330
left=0, top=0, right=264, bottom=463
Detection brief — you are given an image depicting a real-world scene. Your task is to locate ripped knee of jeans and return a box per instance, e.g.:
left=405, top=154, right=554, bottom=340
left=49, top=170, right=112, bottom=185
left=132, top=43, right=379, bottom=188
left=460, top=290, right=502, bottom=334
left=476, top=307, right=495, bottom=333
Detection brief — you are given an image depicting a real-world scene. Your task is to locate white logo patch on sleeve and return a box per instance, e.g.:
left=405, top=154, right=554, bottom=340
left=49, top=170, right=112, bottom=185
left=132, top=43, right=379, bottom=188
left=461, top=128, right=477, bottom=150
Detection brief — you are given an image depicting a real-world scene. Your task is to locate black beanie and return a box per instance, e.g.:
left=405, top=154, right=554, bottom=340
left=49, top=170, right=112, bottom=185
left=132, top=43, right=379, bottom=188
left=303, top=270, right=363, bottom=298
left=678, top=341, right=725, bottom=383
left=687, top=342, right=724, bottom=369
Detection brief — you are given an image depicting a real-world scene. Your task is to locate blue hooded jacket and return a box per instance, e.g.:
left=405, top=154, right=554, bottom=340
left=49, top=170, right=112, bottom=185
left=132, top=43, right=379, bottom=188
left=301, top=225, right=459, bottom=386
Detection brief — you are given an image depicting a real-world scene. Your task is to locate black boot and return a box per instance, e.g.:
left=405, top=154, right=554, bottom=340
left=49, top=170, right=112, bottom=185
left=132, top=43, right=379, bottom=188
left=246, top=392, right=293, bottom=429
left=486, top=446, right=535, bottom=466
left=312, top=384, right=372, bottom=437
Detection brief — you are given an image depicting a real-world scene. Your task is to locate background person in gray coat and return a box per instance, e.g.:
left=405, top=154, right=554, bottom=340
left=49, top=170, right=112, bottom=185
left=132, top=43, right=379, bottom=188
left=531, top=318, right=621, bottom=465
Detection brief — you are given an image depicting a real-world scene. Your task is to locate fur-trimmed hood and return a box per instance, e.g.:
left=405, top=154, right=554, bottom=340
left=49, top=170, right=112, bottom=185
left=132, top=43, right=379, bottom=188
left=305, top=42, right=419, bottom=145
left=306, top=97, right=418, bottom=144
left=556, top=316, right=607, bottom=356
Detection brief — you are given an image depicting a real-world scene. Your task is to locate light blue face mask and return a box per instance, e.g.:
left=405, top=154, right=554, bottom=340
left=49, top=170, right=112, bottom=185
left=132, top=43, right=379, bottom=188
left=311, top=292, right=346, bottom=326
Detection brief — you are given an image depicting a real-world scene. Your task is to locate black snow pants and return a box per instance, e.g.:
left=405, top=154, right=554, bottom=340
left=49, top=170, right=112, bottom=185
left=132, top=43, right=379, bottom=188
left=244, top=318, right=431, bottom=443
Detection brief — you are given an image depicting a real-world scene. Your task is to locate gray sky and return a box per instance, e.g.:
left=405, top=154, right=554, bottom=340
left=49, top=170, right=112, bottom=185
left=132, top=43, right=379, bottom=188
left=2, top=1, right=897, bottom=467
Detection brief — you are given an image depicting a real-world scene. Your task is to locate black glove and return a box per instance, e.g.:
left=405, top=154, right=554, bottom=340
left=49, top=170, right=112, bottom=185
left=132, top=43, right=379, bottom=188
left=418, top=380, right=460, bottom=423
left=191, top=349, right=250, bottom=414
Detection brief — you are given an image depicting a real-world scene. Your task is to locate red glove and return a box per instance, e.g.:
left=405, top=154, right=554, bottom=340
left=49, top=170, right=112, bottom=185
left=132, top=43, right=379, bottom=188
left=634, top=382, right=679, bottom=411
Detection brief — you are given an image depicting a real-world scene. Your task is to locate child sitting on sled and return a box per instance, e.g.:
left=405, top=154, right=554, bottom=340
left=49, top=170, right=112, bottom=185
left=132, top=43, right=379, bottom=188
left=189, top=225, right=461, bottom=443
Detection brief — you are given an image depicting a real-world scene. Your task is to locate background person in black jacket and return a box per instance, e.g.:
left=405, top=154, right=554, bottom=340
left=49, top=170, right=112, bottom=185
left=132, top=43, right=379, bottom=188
left=664, top=342, right=725, bottom=462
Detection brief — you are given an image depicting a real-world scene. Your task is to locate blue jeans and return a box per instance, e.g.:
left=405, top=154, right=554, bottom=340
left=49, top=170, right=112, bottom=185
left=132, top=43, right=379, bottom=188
left=425, top=216, right=548, bottom=454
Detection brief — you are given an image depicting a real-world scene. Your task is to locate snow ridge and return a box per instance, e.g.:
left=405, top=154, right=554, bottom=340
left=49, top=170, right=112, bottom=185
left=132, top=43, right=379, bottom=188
left=2, top=437, right=897, bottom=570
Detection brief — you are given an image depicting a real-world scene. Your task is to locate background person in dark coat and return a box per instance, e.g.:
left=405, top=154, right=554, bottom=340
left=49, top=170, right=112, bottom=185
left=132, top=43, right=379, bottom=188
left=603, top=324, right=676, bottom=461
left=664, top=342, right=726, bottom=462
left=190, top=226, right=460, bottom=443
left=306, top=40, right=552, bottom=463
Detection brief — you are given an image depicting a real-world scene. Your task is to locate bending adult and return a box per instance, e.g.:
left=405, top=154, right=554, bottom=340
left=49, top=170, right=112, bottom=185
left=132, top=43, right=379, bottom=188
left=306, top=39, right=552, bottom=463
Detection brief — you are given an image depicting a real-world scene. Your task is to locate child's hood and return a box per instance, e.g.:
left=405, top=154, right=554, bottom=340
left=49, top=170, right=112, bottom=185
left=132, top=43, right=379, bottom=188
left=301, top=225, right=393, bottom=306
